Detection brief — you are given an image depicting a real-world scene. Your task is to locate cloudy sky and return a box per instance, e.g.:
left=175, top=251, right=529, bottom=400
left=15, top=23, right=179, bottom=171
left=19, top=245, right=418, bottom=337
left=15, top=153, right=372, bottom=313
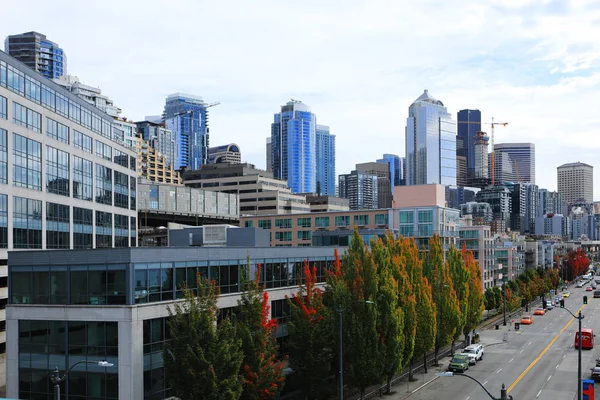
left=5, top=0, right=600, bottom=198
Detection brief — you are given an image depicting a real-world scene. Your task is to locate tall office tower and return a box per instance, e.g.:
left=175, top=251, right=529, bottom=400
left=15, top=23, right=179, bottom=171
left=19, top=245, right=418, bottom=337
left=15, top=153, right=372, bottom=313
left=356, top=162, right=392, bottom=208
left=136, top=119, right=177, bottom=168
left=490, top=152, right=514, bottom=184
left=338, top=171, right=378, bottom=210
left=473, top=131, right=490, bottom=187
left=406, top=90, right=456, bottom=186
left=271, top=100, right=316, bottom=193
left=494, top=143, right=535, bottom=184
left=266, top=137, right=272, bottom=172
left=457, top=109, right=482, bottom=185
left=538, top=189, right=563, bottom=217
left=522, top=183, right=539, bottom=234
left=557, top=162, right=594, bottom=205
left=376, top=154, right=401, bottom=189
left=4, top=31, right=66, bottom=78
left=400, top=157, right=406, bottom=185
left=315, top=125, right=336, bottom=196
left=163, top=93, right=216, bottom=170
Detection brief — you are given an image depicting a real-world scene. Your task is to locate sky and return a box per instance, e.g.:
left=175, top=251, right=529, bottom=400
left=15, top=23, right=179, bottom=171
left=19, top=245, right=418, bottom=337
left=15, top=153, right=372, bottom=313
left=5, top=0, right=600, bottom=199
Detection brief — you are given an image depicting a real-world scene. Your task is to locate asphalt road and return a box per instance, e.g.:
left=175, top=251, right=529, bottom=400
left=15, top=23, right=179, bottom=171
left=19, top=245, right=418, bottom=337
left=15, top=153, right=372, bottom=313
left=401, top=282, right=600, bottom=400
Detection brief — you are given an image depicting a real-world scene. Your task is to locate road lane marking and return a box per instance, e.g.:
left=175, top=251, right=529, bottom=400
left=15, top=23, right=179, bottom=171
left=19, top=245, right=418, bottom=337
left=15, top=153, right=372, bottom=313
left=519, top=349, right=524, bottom=353
left=507, top=303, right=586, bottom=394
left=466, top=397, right=470, bottom=400
left=556, top=364, right=559, bottom=369
left=497, top=368, right=502, bottom=374
left=528, top=341, right=532, bottom=345
left=537, top=390, right=542, bottom=397
left=509, top=358, right=514, bottom=363
left=547, top=375, right=551, bottom=381
left=483, top=381, right=488, bottom=386
left=569, top=332, right=572, bottom=336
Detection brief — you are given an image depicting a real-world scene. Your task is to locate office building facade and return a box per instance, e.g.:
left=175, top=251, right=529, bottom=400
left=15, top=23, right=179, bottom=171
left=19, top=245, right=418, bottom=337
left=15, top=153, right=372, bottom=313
left=270, top=100, right=316, bottom=194
left=5, top=32, right=66, bottom=79
left=356, top=162, right=392, bottom=208
left=538, top=189, right=563, bottom=217
left=490, top=151, right=514, bottom=184
left=376, top=153, right=402, bottom=188
left=457, top=109, right=481, bottom=185
left=207, top=143, right=241, bottom=164
left=315, top=124, right=336, bottom=196
left=405, top=90, right=456, bottom=186
left=338, top=171, right=378, bottom=210
left=557, top=162, right=594, bottom=206
left=475, top=186, right=512, bottom=233
left=494, top=143, right=535, bottom=184
left=459, top=222, right=494, bottom=289
left=164, top=93, right=215, bottom=170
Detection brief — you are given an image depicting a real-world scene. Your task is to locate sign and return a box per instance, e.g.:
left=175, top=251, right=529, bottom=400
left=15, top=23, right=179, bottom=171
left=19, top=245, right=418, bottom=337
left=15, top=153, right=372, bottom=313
left=503, top=332, right=508, bottom=342
left=583, top=379, right=594, bottom=400
left=515, top=322, right=520, bottom=331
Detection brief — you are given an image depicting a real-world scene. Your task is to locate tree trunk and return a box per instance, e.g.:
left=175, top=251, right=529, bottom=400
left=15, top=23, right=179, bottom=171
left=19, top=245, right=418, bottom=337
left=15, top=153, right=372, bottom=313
left=423, top=353, right=428, bottom=373
left=434, top=345, right=439, bottom=366
left=360, top=388, right=365, bottom=400
left=409, top=359, right=416, bottom=381
left=386, top=376, right=392, bottom=394
left=464, top=331, right=470, bottom=347
left=451, top=339, right=455, bottom=356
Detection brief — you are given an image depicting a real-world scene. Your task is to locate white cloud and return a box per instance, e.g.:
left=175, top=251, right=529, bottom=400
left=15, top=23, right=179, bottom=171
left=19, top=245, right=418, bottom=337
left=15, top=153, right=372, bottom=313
left=4, top=0, right=600, bottom=198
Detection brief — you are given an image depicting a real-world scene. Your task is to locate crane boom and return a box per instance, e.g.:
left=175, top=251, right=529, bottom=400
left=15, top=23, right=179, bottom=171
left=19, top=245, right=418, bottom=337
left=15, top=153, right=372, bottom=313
left=486, top=117, right=508, bottom=185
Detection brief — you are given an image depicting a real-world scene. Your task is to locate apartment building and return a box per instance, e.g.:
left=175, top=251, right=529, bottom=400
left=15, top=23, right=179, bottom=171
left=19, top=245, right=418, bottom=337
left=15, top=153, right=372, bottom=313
left=135, top=135, right=182, bottom=185
left=459, top=216, right=494, bottom=289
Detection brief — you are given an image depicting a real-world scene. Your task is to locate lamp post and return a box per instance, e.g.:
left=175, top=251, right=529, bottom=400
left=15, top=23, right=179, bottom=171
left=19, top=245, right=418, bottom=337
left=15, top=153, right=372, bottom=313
left=436, top=372, right=513, bottom=399
left=503, top=283, right=507, bottom=326
left=50, top=360, right=114, bottom=400
left=560, top=304, right=584, bottom=400
left=337, top=300, right=374, bottom=400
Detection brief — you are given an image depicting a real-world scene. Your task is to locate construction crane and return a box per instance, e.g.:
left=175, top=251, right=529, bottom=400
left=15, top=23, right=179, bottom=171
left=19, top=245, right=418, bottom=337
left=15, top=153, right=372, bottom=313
left=486, top=117, right=508, bottom=185
left=204, top=101, right=221, bottom=109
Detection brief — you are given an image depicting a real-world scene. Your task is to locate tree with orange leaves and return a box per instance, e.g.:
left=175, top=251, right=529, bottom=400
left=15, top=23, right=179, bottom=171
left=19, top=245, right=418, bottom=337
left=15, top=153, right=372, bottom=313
left=286, top=260, right=333, bottom=399
left=237, top=264, right=285, bottom=400
left=461, top=245, right=484, bottom=345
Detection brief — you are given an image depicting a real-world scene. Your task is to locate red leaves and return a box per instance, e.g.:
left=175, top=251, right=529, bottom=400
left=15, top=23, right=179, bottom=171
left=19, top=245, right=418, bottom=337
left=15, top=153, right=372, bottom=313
left=292, top=261, right=325, bottom=325
left=261, top=291, right=278, bottom=332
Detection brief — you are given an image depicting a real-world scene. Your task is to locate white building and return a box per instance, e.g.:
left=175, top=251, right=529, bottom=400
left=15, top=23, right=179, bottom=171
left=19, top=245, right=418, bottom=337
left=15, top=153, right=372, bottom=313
left=557, top=162, right=594, bottom=206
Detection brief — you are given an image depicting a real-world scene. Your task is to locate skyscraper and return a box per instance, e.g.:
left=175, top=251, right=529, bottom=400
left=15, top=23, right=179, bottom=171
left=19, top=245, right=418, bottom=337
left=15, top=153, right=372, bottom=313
left=338, top=171, right=378, bottom=210
left=271, top=100, right=316, bottom=193
left=163, top=93, right=216, bottom=170
left=457, top=109, right=482, bottom=184
left=557, top=162, right=594, bottom=206
left=5, top=31, right=66, bottom=78
left=377, top=154, right=402, bottom=188
left=315, top=125, right=336, bottom=196
left=405, top=90, right=456, bottom=186
left=265, top=137, right=272, bottom=172
left=538, top=189, right=563, bottom=217
left=494, top=143, right=535, bottom=184
left=356, top=162, right=392, bottom=208
left=490, top=152, right=514, bottom=184
left=473, top=131, right=490, bottom=187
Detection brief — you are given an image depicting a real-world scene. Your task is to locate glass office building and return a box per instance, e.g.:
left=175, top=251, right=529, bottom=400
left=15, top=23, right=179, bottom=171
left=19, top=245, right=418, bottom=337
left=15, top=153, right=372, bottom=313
left=6, top=246, right=338, bottom=399
left=376, top=153, right=402, bottom=189
left=315, top=124, right=336, bottom=196
left=494, top=143, right=535, bottom=184
left=5, top=31, right=66, bottom=79
left=270, top=100, right=316, bottom=194
left=457, top=109, right=481, bottom=184
left=163, top=93, right=213, bottom=170
left=405, top=90, right=457, bottom=186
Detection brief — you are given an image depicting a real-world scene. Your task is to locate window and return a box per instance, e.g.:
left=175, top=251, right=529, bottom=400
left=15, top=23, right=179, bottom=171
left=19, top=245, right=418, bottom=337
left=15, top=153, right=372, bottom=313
left=13, top=197, right=42, bottom=249
left=46, top=202, right=70, bottom=249
left=46, top=146, right=70, bottom=196
left=114, top=171, right=129, bottom=209
left=0, top=95, right=6, bottom=119
left=6, top=64, right=24, bottom=95
left=297, top=231, right=312, bottom=240
left=375, top=213, right=389, bottom=225
left=399, top=225, right=414, bottom=237
left=129, top=155, right=136, bottom=171
left=95, top=164, right=112, bottom=205
left=400, top=211, right=414, bottom=224
left=297, top=217, right=312, bottom=228
left=12, top=102, right=41, bottom=132
left=95, top=140, right=112, bottom=161
left=73, top=207, right=93, bottom=249
left=114, top=214, right=129, bottom=248
left=258, top=219, right=272, bottom=229
left=114, top=149, right=128, bottom=168
left=335, top=215, right=350, bottom=227
left=244, top=221, right=254, bottom=228
left=418, top=210, right=433, bottom=223
left=0, top=194, right=7, bottom=248
left=46, top=117, right=69, bottom=144
left=315, top=216, right=330, bottom=227
left=275, top=218, right=292, bottom=228
left=418, top=224, right=433, bottom=237
left=0, top=128, right=6, bottom=184
left=13, top=134, right=41, bottom=190
left=130, top=176, right=136, bottom=210
left=73, top=130, right=92, bottom=153
left=275, top=231, right=292, bottom=242
left=96, top=211, right=112, bottom=248
left=73, top=156, right=93, bottom=201
left=354, top=215, right=369, bottom=226
left=25, top=76, right=41, bottom=104
left=131, top=216, right=136, bottom=244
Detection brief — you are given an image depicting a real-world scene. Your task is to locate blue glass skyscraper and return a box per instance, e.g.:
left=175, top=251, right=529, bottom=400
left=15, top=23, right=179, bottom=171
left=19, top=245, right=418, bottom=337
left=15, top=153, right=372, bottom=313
left=405, top=90, right=456, bottom=186
left=457, top=109, right=481, bottom=184
left=377, top=154, right=402, bottom=190
left=163, top=93, right=214, bottom=170
left=271, top=100, right=316, bottom=193
left=316, top=125, right=336, bottom=196
left=5, top=31, right=66, bottom=78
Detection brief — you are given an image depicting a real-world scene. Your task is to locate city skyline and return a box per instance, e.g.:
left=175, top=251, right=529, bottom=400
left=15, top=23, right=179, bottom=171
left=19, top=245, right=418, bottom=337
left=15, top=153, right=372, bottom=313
left=3, top=1, right=600, bottom=198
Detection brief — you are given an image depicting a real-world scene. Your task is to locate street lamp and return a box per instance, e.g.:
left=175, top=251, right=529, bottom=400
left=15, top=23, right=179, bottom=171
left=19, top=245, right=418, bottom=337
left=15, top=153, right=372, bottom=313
left=560, top=304, right=585, bottom=400
left=503, top=283, right=507, bottom=326
left=50, top=360, right=114, bottom=400
left=436, top=372, right=513, bottom=400
left=338, top=300, right=374, bottom=400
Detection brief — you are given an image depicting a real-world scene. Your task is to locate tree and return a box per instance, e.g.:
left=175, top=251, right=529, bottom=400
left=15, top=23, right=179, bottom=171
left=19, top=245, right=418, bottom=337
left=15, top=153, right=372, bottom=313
left=484, top=288, right=496, bottom=311
left=164, top=276, right=244, bottom=400
left=461, top=245, right=484, bottom=346
left=492, top=286, right=502, bottom=310
left=423, top=235, right=460, bottom=365
left=237, top=265, right=286, bottom=400
left=448, top=245, right=468, bottom=352
left=286, top=261, right=333, bottom=400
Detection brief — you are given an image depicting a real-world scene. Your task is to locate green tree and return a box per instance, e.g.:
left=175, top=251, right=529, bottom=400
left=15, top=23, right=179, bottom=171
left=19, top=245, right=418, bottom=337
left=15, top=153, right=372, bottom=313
left=164, top=276, right=244, bottom=400
left=237, top=265, right=285, bottom=400
left=286, top=260, right=333, bottom=400
left=423, top=235, right=461, bottom=365
left=484, top=288, right=496, bottom=311
left=448, top=245, right=468, bottom=353
left=462, top=246, right=484, bottom=345
left=492, top=286, right=502, bottom=310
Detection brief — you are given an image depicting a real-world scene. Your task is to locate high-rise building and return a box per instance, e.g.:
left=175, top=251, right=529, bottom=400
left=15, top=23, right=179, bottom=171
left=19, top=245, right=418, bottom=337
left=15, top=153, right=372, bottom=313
left=207, top=143, right=241, bottom=164
left=266, top=137, right=272, bottom=172
left=163, top=93, right=216, bottom=170
left=338, top=171, right=378, bottom=210
left=356, top=162, right=392, bottom=208
left=4, top=31, right=66, bottom=78
left=271, top=100, right=316, bottom=193
left=135, top=135, right=182, bottom=185
left=538, top=189, right=563, bottom=217
left=494, top=143, right=535, bottom=184
left=377, top=154, right=402, bottom=188
left=136, top=119, right=177, bottom=169
left=53, top=75, right=121, bottom=117
left=476, top=186, right=512, bottom=233
left=473, top=131, right=490, bottom=187
left=457, top=109, right=481, bottom=185
left=490, top=151, right=514, bottom=184
left=315, top=124, right=336, bottom=196
left=557, top=162, right=594, bottom=206
left=405, top=90, right=456, bottom=186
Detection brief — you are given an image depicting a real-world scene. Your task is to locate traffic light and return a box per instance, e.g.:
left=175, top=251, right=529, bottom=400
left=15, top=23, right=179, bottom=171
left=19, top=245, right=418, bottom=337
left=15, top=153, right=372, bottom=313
left=560, top=299, right=565, bottom=308
left=584, top=296, right=588, bottom=305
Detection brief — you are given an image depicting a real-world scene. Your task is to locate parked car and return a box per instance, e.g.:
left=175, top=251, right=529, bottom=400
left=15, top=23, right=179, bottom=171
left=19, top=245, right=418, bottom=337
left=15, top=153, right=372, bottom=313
left=546, top=301, right=554, bottom=310
left=576, top=283, right=584, bottom=288
left=521, top=315, right=533, bottom=325
left=460, top=344, right=484, bottom=365
left=448, top=354, right=470, bottom=373
left=593, top=290, right=600, bottom=298
left=586, top=287, right=593, bottom=292
left=534, top=308, right=545, bottom=315
left=591, top=367, right=600, bottom=381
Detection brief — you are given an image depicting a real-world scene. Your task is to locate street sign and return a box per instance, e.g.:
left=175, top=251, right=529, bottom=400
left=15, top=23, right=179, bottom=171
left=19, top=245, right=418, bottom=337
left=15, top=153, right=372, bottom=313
left=583, top=379, right=594, bottom=400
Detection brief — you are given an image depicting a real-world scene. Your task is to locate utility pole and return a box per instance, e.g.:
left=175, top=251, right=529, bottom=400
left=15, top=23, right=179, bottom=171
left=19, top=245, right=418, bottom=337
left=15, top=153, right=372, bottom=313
left=338, top=305, right=343, bottom=400
left=578, top=310, right=582, bottom=400
left=503, top=283, right=507, bottom=326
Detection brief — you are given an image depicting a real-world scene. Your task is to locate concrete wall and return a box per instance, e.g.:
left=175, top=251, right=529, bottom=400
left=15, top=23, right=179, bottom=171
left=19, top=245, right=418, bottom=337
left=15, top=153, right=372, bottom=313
left=393, top=184, right=446, bottom=208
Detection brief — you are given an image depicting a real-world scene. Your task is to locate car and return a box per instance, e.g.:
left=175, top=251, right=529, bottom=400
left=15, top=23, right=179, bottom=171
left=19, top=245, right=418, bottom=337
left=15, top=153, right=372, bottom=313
left=521, top=315, right=533, bottom=325
left=546, top=301, right=554, bottom=310
left=562, top=292, right=570, bottom=298
left=448, top=354, right=470, bottom=373
left=595, top=279, right=600, bottom=284
left=460, top=344, right=484, bottom=365
left=576, top=283, right=584, bottom=288
left=586, top=287, right=593, bottom=292
left=594, top=290, right=600, bottom=298
left=591, top=367, right=600, bottom=381
left=534, top=308, right=545, bottom=315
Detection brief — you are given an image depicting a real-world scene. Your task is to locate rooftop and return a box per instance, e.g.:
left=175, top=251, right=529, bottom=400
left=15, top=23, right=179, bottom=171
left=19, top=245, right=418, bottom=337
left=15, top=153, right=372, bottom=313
left=412, top=89, right=444, bottom=106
